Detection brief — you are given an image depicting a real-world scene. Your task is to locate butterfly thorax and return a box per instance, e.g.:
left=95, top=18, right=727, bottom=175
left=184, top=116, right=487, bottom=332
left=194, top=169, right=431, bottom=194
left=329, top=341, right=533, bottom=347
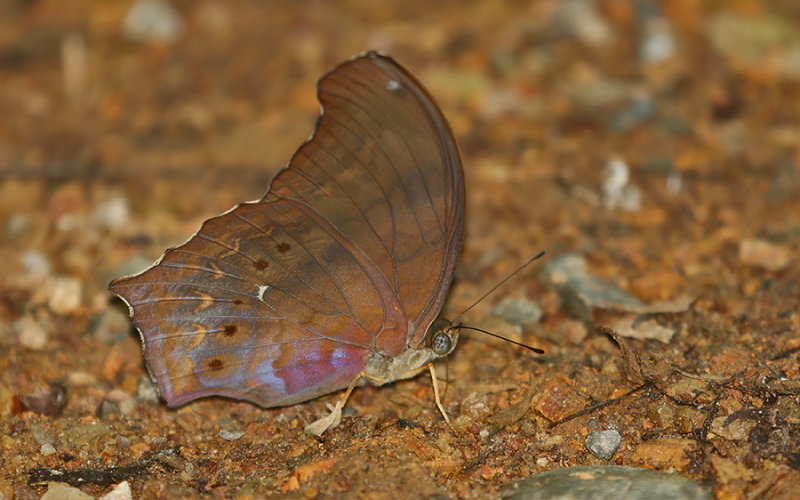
left=363, top=318, right=458, bottom=385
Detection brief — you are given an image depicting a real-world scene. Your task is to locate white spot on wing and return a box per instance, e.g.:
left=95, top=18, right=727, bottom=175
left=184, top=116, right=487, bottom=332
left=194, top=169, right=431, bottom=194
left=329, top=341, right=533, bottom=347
left=386, top=79, right=401, bottom=92
left=257, top=285, right=270, bottom=302
left=256, top=357, right=286, bottom=397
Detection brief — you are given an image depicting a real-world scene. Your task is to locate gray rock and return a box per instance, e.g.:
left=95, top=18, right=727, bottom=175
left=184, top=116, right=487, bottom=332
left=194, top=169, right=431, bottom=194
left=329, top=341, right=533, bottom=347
left=492, top=297, right=542, bottom=326
left=218, top=429, right=246, bottom=441
left=502, top=465, right=711, bottom=500
left=585, top=429, right=622, bottom=459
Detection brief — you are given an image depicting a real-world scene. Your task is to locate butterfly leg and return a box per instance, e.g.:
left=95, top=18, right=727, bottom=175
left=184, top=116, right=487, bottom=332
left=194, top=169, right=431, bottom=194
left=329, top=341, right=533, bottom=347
left=388, top=362, right=454, bottom=427
left=304, top=365, right=453, bottom=435
left=428, top=363, right=452, bottom=427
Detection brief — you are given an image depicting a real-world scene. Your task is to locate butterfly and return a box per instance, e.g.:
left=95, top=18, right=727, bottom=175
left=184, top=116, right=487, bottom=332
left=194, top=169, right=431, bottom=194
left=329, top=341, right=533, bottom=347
left=109, top=51, right=465, bottom=434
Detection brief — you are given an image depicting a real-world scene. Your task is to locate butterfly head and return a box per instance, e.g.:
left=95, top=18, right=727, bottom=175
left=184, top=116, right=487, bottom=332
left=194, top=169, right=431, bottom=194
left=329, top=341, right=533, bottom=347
left=425, top=317, right=459, bottom=357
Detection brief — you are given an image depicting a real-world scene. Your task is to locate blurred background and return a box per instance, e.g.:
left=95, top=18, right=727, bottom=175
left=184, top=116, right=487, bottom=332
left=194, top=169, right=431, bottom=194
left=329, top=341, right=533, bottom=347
left=1, top=1, right=799, bottom=498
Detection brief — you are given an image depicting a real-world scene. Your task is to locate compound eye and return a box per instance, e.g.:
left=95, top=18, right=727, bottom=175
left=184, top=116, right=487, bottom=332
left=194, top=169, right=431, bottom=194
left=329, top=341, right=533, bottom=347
left=432, top=331, right=451, bottom=355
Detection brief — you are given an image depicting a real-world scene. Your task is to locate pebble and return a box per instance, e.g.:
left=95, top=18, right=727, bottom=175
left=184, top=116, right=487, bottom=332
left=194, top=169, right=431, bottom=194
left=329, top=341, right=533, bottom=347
left=66, top=371, right=97, bottom=387
left=62, top=422, right=114, bottom=444
left=492, top=297, right=542, bottom=326
left=89, top=307, right=132, bottom=344
left=585, top=429, right=622, bottom=459
left=99, top=481, right=133, bottom=500
left=19, top=383, right=68, bottom=416
left=40, top=443, right=57, bottom=456
left=106, top=389, right=137, bottom=416
left=544, top=254, right=646, bottom=321
left=92, top=195, right=130, bottom=230
left=502, top=465, right=711, bottom=499
left=640, top=15, right=676, bottom=64
left=739, top=238, right=792, bottom=271
left=603, top=158, right=641, bottom=212
left=136, top=375, right=160, bottom=403
left=48, top=276, right=82, bottom=315
left=41, top=483, right=93, bottom=500
left=98, top=399, right=120, bottom=419
left=14, top=316, right=48, bottom=350
left=218, top=429, right=246, bottom=441
left=99, top=389, right=138, bottom=418
left=122, top=0, right=184, bottom=43
left=20, top=250, right=51, bottom=278
left=29, top=423, right=55, bottom=447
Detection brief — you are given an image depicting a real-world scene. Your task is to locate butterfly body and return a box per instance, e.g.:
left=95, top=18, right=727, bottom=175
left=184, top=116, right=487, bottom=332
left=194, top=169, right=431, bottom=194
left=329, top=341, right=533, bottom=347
left=110, top=52, right=464, bottom=419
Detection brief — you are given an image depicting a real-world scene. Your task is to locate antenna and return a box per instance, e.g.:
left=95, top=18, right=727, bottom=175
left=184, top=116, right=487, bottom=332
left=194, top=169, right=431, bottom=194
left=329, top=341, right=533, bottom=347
left=456, top=325, right=544, bottom=354
left=450, top=250, right=546, bottom=325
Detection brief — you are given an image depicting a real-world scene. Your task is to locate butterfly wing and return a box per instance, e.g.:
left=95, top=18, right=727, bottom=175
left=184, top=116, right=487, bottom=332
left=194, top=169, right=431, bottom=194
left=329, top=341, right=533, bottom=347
left=270, top=53, right=465, bottom=350
left=109, top=52, right=464, bottom=408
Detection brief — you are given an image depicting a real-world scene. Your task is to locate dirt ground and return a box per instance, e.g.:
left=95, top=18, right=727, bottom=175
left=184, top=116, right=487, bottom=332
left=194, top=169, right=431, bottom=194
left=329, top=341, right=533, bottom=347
left=1, top=1, right=799, bottom=498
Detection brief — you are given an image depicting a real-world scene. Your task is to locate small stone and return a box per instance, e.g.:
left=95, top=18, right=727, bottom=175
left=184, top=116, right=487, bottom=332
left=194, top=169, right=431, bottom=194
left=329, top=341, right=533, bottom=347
left=502, top=465, right=711, bottom=499
left=48, top=276, right=82, bottom=315
left=63, top=422, right=114, bottom=444
left=29, top=423, right=55, bottom=446
left=492, top=297, right=542, bottom=326
left=640, top=18, right=676, bottom=64
left=122, top=0, right=184, bottom=43
left=710, top=414, right=757, bottom=441
left=106, top=389, right=137, bottom=416
left=554, top=319, right=588, bottom=344
left=604, top=158, right=641, bottom=212
left=460, top=392, right=492, bottom=420
left=434, top=436, right=453, bottom=454
left=41, top=483, right=94, bottom=500
left=98, top=481, right=133, bottom=500
left=20, top=250, right=51, bottom=278
left=544, top=254, right=645, bottom=322
left=92, top=195, right=130, bottom=230
left=116, top=435, right=131, bottom=450
left=218, top=429, right=245, bottom=441
left=136, top=376, right=160, bottom=403
left=14, top=316, right=48, bottom=350
left=89, top=308, right=132, bottom=344
left=66, top=371, right=97, bottom=386
left=646, top=400, right=675, bottom=429
left=40, top=443, right=57, bottom=456
left=19, top=383, right=68, bottom=416
left=585, top=429, right=622, bottom=460
left=739, top=238, right=792, bottom=271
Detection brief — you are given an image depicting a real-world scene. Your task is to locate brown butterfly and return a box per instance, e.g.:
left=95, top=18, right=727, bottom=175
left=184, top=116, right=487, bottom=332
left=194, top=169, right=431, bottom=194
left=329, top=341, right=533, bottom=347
left=109, top=52, right=464, bottom=434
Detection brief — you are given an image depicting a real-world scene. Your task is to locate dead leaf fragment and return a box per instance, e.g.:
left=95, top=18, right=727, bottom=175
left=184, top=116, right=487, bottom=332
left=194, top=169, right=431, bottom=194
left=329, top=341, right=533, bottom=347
left=605, top=315, right=677, bottom=343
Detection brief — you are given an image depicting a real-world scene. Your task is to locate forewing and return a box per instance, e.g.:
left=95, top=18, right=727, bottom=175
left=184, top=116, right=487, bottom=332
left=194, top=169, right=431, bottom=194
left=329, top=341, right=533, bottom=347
left=268, top=52, right=465, bottom=349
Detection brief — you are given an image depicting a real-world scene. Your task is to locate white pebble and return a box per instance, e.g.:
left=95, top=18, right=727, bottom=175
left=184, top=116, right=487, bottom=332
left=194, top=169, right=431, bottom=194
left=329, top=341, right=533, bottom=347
left=14, top=316, right=48, bottom=350
left=48, top=276, right=82, bottom=315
